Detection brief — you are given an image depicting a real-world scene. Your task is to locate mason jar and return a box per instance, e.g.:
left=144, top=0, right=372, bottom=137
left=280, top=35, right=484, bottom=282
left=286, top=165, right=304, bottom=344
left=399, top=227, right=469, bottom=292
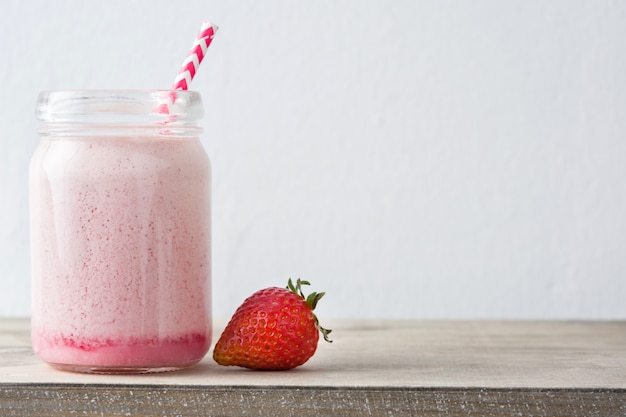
left=30, top=90, right=212, bottom=374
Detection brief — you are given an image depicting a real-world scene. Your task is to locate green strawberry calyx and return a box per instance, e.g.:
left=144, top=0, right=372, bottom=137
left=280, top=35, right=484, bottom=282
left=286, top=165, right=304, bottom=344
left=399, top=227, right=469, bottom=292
left=287, top=278, right=333, bottom=343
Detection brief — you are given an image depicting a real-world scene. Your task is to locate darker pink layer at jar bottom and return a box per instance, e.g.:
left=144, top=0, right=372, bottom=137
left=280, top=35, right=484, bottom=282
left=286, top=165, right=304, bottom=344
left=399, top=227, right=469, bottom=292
left=33, top=332, right=210, bottom=371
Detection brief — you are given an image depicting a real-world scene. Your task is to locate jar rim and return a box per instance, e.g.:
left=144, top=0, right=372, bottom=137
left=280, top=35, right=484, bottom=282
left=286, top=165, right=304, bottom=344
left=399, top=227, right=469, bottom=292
left=36, top=90, right=203, bottom=124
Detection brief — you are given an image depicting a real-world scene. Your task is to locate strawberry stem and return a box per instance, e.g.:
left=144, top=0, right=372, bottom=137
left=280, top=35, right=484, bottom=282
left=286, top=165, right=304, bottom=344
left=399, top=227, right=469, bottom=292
left=287, top=278, right=333, bottom=343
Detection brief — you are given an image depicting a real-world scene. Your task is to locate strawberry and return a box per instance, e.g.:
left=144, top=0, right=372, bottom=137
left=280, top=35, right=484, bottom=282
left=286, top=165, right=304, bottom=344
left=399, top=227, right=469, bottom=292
left=213, top=278, right=332, bottom=370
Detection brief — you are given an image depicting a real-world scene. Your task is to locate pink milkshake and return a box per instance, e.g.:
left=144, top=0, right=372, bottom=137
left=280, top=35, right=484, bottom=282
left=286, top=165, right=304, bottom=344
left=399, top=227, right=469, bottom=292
left=30, top=91, right=211, bottom=373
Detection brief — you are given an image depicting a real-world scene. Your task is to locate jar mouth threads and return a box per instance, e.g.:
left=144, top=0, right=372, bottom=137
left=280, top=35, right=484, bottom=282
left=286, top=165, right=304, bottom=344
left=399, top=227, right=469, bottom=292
left=36, top=90, right=203, bottom=123
left=36, top=90, right=204, bottom=137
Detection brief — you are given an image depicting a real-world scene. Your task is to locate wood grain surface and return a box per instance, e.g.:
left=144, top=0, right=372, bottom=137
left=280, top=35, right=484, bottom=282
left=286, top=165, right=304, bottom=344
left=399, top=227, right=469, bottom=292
left=0, top=319, right=624, bottom=416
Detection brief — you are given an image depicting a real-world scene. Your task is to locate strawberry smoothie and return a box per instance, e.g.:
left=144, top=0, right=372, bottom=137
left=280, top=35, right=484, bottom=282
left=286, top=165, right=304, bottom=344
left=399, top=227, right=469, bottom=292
left=30, top=92, right=211, bottom=373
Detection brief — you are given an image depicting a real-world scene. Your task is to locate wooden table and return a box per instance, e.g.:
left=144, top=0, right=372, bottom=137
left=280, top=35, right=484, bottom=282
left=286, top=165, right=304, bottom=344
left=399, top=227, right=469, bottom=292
left=0, top=319, right=624, bottom=416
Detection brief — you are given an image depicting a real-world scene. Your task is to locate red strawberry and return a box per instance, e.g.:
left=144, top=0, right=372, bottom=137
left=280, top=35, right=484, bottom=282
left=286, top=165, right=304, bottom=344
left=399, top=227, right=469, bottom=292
left=213, top=278, right=332, bottom=370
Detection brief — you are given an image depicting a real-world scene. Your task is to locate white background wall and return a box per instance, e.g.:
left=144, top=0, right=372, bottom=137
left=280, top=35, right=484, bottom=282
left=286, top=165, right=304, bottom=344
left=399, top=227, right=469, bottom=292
left=1, top=0, right=625, bottom=320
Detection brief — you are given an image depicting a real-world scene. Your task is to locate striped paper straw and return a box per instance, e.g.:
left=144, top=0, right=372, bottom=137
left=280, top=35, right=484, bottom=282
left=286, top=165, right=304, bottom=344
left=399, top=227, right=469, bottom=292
left=172, top=21, right=218, bottom=91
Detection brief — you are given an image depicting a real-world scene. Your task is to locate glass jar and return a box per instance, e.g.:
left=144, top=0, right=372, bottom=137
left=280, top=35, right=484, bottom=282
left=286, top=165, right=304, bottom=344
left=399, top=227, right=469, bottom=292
left=30, top=90, right=211, bottom=373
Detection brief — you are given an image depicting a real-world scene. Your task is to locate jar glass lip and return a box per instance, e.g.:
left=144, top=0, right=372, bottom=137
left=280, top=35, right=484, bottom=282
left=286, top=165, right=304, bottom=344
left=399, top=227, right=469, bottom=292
left=36, top=90, right=203, bottom=124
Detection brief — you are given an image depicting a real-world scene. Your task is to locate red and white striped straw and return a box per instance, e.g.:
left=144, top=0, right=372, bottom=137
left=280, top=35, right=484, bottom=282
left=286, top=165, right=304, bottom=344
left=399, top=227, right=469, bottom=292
left=171, top=21, right=218, bottom=91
